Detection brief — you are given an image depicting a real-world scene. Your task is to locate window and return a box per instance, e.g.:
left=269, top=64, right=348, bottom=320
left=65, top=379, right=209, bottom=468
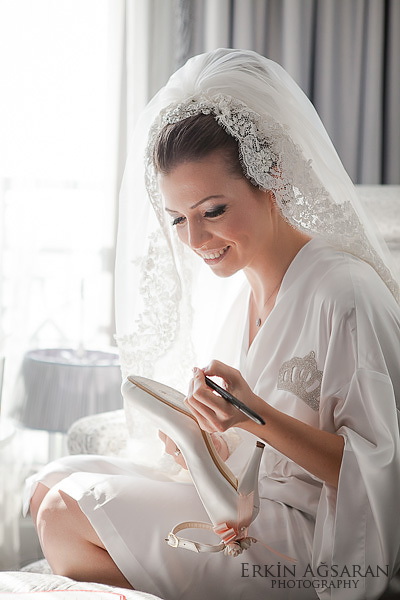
left=0, top=0, right=114, bottom=398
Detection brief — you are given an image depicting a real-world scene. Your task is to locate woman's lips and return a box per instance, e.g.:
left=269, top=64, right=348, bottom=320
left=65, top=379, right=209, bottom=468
left=200, top=246, right=230, bottom=264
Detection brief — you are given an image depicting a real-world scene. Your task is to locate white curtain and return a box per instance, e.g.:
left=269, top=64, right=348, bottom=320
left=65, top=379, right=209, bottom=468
left=0, top=0, right=114, bottom=399
left=175, top=0, right=400, bottom=184
left=106, top=0, right=178, bottom=334
left=0, top=425, right=22, bottom=570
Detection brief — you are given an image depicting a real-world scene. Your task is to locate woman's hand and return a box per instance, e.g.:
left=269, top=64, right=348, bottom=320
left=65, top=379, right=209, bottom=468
left=158, top=431, right=188, bottom=469
left=158, top=429, right=230, bottom=467
left=185, top=360, right=261, bottom=433
left=186, top=360, right=344, bottom=488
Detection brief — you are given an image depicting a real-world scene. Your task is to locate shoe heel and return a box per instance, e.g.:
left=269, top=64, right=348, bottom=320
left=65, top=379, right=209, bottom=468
left=237, top=440, right=265, bottom=523
left=122, top=375, right=264, bottom=549
left=238, top=440, right=265, bottom=495
left=122, top=376, right=239, bottom=521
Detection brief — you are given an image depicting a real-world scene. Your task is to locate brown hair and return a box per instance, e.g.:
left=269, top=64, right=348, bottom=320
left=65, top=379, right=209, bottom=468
left=152, top=113, right=244, bottom=178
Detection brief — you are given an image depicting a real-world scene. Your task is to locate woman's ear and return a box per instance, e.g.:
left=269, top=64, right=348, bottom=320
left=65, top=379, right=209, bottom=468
left=265, top=189, right=277, bottom=211
left=254, top=187, right=276, bottom=216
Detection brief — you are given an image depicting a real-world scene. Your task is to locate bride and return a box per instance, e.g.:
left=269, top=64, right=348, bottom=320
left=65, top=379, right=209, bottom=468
left=26, top=49, right=400, bottom=600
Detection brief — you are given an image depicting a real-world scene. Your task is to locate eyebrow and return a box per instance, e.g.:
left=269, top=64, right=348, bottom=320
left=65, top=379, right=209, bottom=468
left=164, top=195, right=225, bottom=214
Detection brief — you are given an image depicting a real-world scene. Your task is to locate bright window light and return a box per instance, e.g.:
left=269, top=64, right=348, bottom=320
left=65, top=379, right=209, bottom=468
left=0, top=0, right=113, bottom=382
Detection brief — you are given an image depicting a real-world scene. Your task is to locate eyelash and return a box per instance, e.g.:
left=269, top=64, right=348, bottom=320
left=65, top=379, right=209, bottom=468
left=205, top=205, right=227, bottom=219
left=171, top=205, right=227, bottom=227
left=171, top=216, right=186, bottom=226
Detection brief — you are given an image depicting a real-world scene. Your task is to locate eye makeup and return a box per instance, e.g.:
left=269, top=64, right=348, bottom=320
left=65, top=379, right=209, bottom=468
left=171, top=215, right=186, bottom=226
left=204, top=204, right=227, bottom=218
left=170, top=203, right=228, bottom=227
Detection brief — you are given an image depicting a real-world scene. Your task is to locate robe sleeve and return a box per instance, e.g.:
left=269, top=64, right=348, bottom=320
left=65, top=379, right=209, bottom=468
left=314, top=299, right=400, bottom=599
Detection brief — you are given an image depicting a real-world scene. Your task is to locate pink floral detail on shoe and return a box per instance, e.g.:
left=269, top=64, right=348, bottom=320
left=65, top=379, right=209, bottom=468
left=213, top=522, right=297, bottom=562
left=213, top=522, right=256, bottom=557
left=213, top=522, right=239, bottom=544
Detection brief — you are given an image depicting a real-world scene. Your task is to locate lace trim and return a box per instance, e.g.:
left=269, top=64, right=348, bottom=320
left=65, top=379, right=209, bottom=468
left=145, top=93, right=399, bottom=303
left=116, top=231, right=179, bottom=378
left=118, top=92, right=398, bottom=390
left=115, top=230, right=195, bottom=386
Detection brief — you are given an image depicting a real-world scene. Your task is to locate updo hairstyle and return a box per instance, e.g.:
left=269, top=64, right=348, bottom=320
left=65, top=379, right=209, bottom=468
left=152, top=113, right=244, bottom=179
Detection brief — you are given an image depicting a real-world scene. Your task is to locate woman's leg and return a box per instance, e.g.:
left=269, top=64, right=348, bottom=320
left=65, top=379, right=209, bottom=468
left=32, top=484, right=133, bottom=589
left=30, top=482, right=50, bottom=527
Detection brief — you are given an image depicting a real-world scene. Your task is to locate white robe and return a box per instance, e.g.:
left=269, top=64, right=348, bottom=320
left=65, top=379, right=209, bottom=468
left=24, top=239, right=400, bottom=600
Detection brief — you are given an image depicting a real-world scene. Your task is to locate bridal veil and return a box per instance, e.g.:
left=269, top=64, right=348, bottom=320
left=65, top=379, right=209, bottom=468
left=114, top=48, right=399, bottom=386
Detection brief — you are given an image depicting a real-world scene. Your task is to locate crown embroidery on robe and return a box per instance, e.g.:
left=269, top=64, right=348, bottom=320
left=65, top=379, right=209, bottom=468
left=277, top=351, right=322, bottom=411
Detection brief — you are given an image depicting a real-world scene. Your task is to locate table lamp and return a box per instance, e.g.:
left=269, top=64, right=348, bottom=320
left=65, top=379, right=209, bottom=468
left=10, top=348, right=123, bottom=433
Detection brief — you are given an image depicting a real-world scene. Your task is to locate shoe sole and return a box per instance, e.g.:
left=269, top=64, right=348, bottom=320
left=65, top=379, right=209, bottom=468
left=127, top=375, right=238, bottom=490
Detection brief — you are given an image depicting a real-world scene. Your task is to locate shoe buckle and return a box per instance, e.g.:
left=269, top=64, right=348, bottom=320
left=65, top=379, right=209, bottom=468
left=167, top=532, right=179, bottom=548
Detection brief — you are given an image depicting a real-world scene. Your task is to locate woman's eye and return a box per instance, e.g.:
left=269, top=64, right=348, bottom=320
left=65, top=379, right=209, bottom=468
left=204, top=205, right=227, bottom=218
left=171, top=216, right=186, bottom=226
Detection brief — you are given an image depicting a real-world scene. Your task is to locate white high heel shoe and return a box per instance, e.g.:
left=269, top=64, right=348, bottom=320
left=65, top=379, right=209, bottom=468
left=122, top=375, right=265, bottom=556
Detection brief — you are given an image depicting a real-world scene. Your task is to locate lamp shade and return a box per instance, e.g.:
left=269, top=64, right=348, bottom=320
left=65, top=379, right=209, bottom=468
left=11, top=348, right=123, bottom=433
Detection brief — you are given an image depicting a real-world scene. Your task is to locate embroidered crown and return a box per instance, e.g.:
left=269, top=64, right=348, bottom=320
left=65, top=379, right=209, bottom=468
left=277, top=351, right=322, bottom=411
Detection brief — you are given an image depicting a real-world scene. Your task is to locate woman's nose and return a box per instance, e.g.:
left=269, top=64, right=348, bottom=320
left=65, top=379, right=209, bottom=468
left=186, top=219, right=211, bottom=249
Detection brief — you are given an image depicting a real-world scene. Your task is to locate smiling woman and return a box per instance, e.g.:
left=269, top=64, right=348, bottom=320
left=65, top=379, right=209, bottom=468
left=24, top=49, right=400, bottom=600
left=158, top=150, right=311, bottom=342
left=159, top=153, right=272, bottom=269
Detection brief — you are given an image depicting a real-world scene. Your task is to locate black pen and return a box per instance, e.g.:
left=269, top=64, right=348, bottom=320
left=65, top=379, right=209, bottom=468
left=204, top=376, right=265, bottom=426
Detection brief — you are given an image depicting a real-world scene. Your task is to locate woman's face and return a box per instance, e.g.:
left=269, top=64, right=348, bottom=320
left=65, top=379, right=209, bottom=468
left=158, top=151, right=275, bottom=278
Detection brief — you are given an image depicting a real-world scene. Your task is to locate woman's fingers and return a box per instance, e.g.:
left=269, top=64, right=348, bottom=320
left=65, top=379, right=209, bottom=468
left=202, top=360, right=242, bottom=390
left=192, top=369, right=231, bottom=416
left=186, top=361, right=259, bottom=432
left=158, top=431, right=188, bottom=469
left=158, top=430, right=167, bottom=444
left=185, top=398, right=227, bottom=433
left=185, top=367, right=241, bottom=431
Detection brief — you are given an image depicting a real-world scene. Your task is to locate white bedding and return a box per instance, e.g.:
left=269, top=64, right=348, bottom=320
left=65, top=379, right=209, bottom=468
left=0, top=572, right=162, bottom=599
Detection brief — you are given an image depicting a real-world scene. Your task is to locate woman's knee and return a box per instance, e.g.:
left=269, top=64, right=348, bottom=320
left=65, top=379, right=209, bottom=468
left=35, top=488, right=126, bottom=586
left=36, top=486, right=105, bottom=550
left=35, top=486, right=67, bottom=546
left=30, top=482, right=50, bottom=528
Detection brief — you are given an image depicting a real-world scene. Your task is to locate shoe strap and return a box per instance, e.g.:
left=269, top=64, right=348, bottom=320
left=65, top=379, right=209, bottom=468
left=165, top=521, right=226, bottom=554
left=166, top=520, right=297, bottom=563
